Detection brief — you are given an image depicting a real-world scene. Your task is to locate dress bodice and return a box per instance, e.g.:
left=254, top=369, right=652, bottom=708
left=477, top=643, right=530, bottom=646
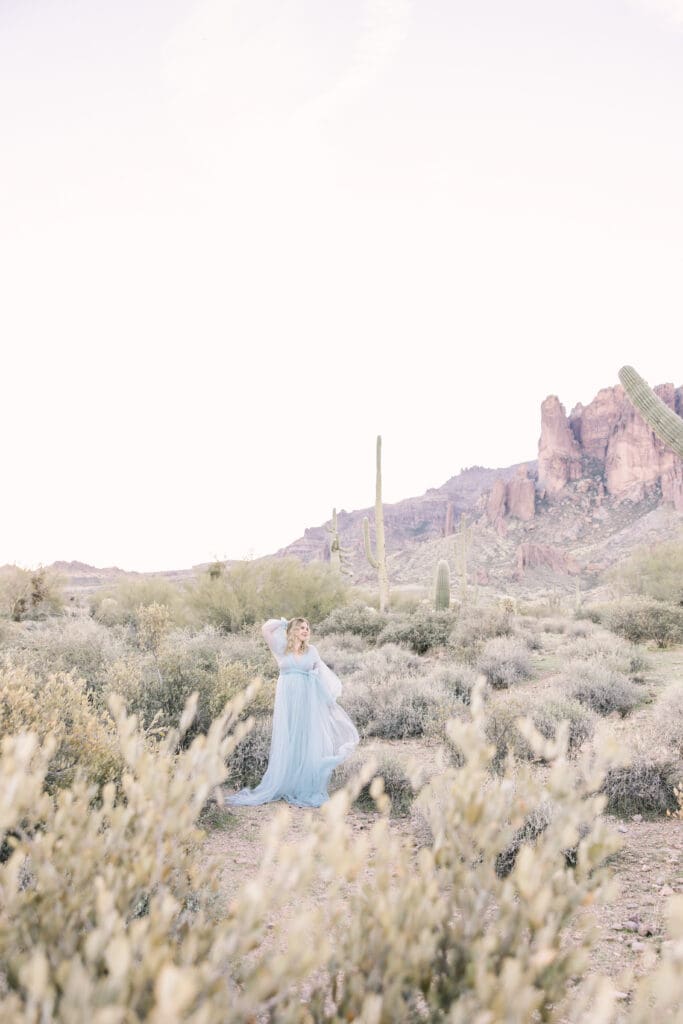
left=279, top=647, right=317, bottom=673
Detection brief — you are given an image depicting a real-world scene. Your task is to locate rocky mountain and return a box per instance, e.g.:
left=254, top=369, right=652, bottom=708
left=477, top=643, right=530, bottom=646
left=41, top=380, right=683, bottom=601
left=278, top=380, right=683, bottom=595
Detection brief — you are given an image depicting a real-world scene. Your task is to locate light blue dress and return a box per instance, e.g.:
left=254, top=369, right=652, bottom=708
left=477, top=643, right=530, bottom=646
left=228, top=618, right=359, bottom=808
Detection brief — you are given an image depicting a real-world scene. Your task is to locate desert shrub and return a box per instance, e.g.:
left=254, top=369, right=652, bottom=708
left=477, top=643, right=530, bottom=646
left=211, top=662, right=276, bottom=720
left=484, top=693, right=595, bottom=771
left=184, top=570, right=240, bottom=631
left=390, top=588, right=430, bottom=611
left=575, top=604, right=604, bottom=624
left=608, top=536, right=683, bottom=605
left=190, top=558, right=349, bottom=630
left=514, top=625, right=544, bottom=651
left=494, top=801, right=554, bottom=878
left=377, top=608, right=455, bottom=654
left=529, top=695, right=597, bottom=753
left=601, top=759, right=681, bottom=818
left=428, top=662, right=482, bottom=705
left=217, top=628, right=279, bottom=679
left=343, top=674, right=459, bottom=740
left=0, top=665, right=121, bottom=789
left=539, top=617, right=567, bottom=634
left=91, top=576, right=186, bottom=626
left=129, top=632, right=229, bottom=740
left=0, top=565, right=63, bottom=621
left=483, top=696, right=536, bottom=769
left=566, top=619, right=592, bottom=638
left=314, top=637, right=368, bottom=677
left=332, top=754, right=415, bottom=817
left=135, top=602, right=174, bottom=652
left=225, top=716, right=272, bottom=790
left=315, top=602, right=389, bottom=640
left=562, top=634, right=650, bottom=680
left=7, top=617, right=129, bottom=698
left=562, top=660, right=642, bottom=717
left=346, top=642, right=424, bottom=686
left=476, top=637, right=532, bottom=689
left=2, top=687, right=682, bottom=1021
left=653, top=683, right=683, bottom=755
left=448, top=605, right=513, bottom=659
left=602, top=597, right=683, bottom=647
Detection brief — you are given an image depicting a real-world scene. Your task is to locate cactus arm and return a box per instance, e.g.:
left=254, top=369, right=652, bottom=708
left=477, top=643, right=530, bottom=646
left=434, top=559, right=451, bottom=611
left=363, top=516, right=379, bottom=569
left=619, top=365, right=683, bottom=458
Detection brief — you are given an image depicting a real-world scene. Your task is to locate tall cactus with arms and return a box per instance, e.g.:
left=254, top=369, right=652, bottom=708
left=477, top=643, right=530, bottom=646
left=619, top=365, right=683, bottom=458
left=363, top=435, right=390, bottom=612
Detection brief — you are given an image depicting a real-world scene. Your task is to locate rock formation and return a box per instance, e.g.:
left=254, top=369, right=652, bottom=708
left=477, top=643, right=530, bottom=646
left=532, top=383, right=683, bottom=512
left=537, top=396, right=583, bottom=496
left=486, top=466, right=536, bottom=528
left=278, top=378, right=682, bottom=581
left=507, top=466, right=536, bottom=520
left=515, top=542, right=578, bottom=576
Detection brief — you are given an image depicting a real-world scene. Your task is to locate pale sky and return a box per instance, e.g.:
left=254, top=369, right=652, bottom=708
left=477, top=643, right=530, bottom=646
left=1, top=0, right=682, bottom=571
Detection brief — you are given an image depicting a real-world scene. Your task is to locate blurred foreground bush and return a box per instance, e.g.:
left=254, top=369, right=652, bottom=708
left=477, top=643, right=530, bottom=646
left=1, top=687, right=682, bottom=1020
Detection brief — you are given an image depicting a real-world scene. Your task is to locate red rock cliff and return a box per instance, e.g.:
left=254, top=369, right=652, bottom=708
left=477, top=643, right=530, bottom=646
left=539, top=382, right=683, bottom=510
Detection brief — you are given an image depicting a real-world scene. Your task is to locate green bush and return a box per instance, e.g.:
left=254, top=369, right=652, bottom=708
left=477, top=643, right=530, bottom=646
left=601, top=759, right=681, bottom=818
left=187, top=558, right=350, bottom=631
left=316, top=602, right=389, bottom=640
left=0, top=665, right=122, bottom=790
left=602, top=598, right=683, bottom=648
left=7, top=617, right=129, bottom=699
left=90, top=576, right=186, bottom=626
left=377, top=608, right=455, bottom=654
left=476, top=637, right=532, bottom=689
left=562, top=661, right=643, bottom=717
left=608, top=536, right=683, bottom=605
left=0, top=566, right=64, bottom=621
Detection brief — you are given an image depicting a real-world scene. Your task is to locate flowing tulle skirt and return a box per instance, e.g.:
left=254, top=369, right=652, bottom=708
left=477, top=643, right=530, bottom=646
left=228, top=669, right=359, bottom=808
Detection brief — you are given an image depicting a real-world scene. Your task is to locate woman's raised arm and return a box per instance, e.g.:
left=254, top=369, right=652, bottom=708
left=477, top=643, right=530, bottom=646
left=262, top=618, right=288, bottom=655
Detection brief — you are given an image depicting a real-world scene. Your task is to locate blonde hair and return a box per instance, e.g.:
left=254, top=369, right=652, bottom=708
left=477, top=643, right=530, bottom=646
left=285, top=617, right=310, bottom=654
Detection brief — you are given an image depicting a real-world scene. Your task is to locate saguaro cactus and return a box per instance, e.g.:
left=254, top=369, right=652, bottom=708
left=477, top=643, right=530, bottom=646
left=363, top=435, right=390, bottom=612
left=326, top=508, right=353, bottom=576
left=454, top=513, right=473, bottom=603
left=434, top=559, right=451, bottom=610
left=619, top=365, right=683, bottom=458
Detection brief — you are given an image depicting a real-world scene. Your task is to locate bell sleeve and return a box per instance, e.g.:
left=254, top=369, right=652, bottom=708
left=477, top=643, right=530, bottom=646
left=310, top=645, right=342, bottom=703
left=261, top=618, right=288, bottom=657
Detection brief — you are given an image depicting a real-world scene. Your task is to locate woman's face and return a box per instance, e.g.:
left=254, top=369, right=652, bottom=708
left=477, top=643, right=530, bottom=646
left=295, top=620, right=310, bottom=643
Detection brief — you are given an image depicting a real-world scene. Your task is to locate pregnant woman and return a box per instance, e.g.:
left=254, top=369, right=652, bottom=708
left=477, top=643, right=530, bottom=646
left=228, top=617, right=359, bottom=808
